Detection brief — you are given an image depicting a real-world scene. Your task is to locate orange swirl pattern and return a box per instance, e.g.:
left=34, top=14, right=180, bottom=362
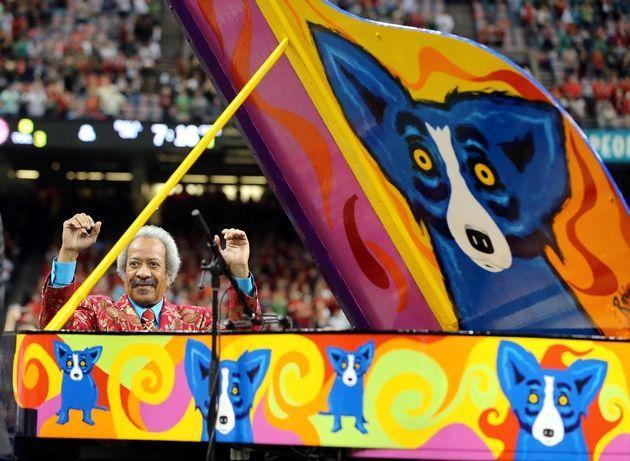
left=15, top=350, right=50, bottom=408
left=564, top=132, right=618, bottom=296
left=404, top=47, right=547, bottom=102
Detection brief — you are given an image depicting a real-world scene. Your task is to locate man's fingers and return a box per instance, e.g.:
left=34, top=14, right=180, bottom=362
left=66, top=213, right=96, bottom=231
left=223, top=228, right=247, bottom=242
left=80, top=213, right=94, bottom=230
left=70, top=216, right=84, bottom=229
left=76, top=213, right=87, bottom=229
left=92, top=221, right=102, bottom=237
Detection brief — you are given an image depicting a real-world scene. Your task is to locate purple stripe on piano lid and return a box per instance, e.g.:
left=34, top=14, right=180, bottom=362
left=167, top=0, right=371, bottom=329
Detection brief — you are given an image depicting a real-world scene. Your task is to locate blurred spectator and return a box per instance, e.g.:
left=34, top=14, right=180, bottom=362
left=96, top=74, right=127, bottom=118
left=0, top=82, right=20, bottom=115
left=435, top=5, right=455, bottom=34
left=22, top=79, right=47, bottom=117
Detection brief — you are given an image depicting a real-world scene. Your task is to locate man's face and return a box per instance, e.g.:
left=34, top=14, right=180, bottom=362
left=123, top=237, right=168, bottom=307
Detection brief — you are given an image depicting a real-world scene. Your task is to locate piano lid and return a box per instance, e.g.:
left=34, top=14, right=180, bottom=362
left=169, top=0, right=630, bottom=337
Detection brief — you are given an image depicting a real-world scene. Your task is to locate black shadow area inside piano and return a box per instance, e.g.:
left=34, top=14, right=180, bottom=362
left=12, top=438, right=346, bottom=460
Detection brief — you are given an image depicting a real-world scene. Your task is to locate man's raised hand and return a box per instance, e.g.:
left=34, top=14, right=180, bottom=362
left=59, top=213, right=102, bottom=262
left=214, top=228, right=250, bottom=278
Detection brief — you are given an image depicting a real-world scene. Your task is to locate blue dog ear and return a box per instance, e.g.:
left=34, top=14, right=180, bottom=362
left=85, top=346, right=102, bottom=364
left=497, top=341, right=540, bottom=397
left=357, top=341, right=375, bottom=365
left=185, top=340, right=211, bottom=404
left=495, top=102, right=564, bottom=173
left=311, top=24, right=410, bottom=134
left=567, top=359, right=607, bottom=413
left=239, top=350, right=271, bottom=392
left=326, top=346, right=346, bottom=368
left=53, top=341, right=71, bottom=364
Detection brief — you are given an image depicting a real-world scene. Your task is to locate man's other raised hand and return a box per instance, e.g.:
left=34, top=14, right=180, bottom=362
left=59, top=213, right=102, bottom=262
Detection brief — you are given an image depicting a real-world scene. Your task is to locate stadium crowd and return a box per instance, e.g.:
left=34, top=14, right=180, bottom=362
left=0, top=0, right=221, bottom=123
left=471, top=0, right=628, bottom=127
left=0, top=0, right=626, bottom=127
left=331, top=0, right=455, bottom=32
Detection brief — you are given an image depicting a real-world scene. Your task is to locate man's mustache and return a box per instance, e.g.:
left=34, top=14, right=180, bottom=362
left=131, top=278, right=157, bottom=288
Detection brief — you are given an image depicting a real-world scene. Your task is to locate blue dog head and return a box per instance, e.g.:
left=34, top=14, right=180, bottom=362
left=327, top=340, right=374, bottom=387
left=185, top=339, right=212, bottom=417
left=312, top=26, right=569, bottom=272
left=497, top=341, right=607, bottom=447
left=184, top=339, right=270, bottom=439
left=53, top=341, right=102, bottom=381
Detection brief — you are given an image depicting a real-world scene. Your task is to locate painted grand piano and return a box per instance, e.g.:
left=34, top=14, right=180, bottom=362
left=4, top=1, right=630, bottom=460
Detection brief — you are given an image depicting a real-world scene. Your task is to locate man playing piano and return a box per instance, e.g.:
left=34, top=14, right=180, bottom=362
left=39, top=213, right=260, bottom=331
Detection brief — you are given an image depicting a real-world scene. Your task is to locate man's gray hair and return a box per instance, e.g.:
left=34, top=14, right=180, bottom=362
left=116, top=225, right=181, bottom=285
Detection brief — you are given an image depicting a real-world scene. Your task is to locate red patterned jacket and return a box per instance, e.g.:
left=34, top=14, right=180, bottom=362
left=39, top=275, right=261, bottom=332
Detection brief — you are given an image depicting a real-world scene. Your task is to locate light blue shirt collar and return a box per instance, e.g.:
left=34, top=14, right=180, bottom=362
left=129, top=297, right=163, bottom=328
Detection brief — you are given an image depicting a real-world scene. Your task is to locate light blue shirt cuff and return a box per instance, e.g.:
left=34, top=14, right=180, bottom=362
left=50, top=258, right=76, bottom=288
left=235, top=274, right=255, bottom=296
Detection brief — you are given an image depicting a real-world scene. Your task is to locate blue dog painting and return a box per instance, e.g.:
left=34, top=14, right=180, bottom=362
left=497, top=341, right=607, bottom=460
left=184, top=339, right=271, bottom=443
left=311, top=26, right=598, bottom=334
left=320, top=340, right=374, bottom=434
left=53, top=341, right=106, bottom=425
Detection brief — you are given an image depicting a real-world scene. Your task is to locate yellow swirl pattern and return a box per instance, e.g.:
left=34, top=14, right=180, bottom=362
left=222, top=334, right=326, bottom=445
left=594, top=383, right=630, bottom=459
left=366, top=339, right=501, bottom=449
left=370, top=348, right=446, bottom=447
left=107, top=343, right=200, bottom=440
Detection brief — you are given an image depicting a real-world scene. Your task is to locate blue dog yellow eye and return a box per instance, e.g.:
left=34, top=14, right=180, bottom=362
left=231, top=386, right=239, bottom=395
left=558, top=395, right=569, bottom=406
left=473, top=163, right=496, bottom=187
left=413, top=148, right=433, bottom=172
left=66, top=359, right=72, bottom=367
left=79, top=360, right=86, bottom=367
left=528, top=393, right=539, bottom=404
left=354, top=363, right=360, bottom=369
left=341, top=362, right=347, bottom=369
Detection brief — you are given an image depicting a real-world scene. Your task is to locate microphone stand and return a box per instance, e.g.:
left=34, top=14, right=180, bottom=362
left=193, top=209, right=227, bottom=461
left=192, top=209, right=259, bottom=461
left=192, top=209, right=293, bottom=461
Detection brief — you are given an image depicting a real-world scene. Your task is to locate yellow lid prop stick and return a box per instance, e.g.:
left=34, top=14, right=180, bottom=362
left=45, top=37, right=289, bottom=331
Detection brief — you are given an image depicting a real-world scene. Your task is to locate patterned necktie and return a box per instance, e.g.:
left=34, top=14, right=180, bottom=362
left=141, top=309, right=157, bottom=332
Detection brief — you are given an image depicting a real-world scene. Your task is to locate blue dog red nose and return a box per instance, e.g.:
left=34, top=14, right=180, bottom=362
left=466, top=228, right=494, bottom=254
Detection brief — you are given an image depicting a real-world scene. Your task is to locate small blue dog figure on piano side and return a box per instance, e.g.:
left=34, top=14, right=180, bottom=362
left=497, top=341, right=607, bottom=461
left=321, top=340, right=374, bottom=434
left=53, top=341, right=106, bottom=425
left=185, top=339, right=271, bottom=443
